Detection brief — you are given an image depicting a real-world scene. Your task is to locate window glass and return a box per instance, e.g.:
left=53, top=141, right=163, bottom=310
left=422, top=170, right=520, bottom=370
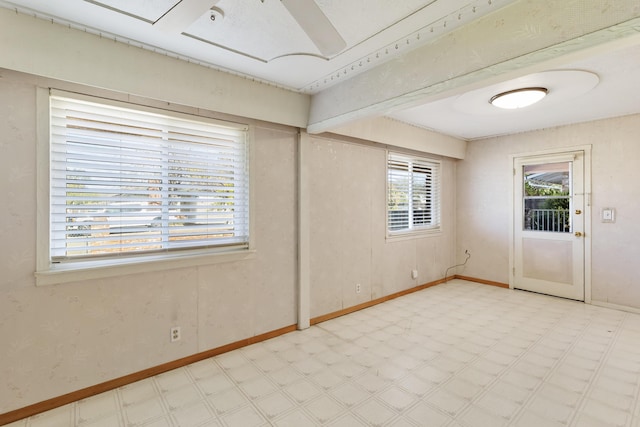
left=387, top=153, right=440, bottom=235
left=50, top=95, right=249, bottom=263
left=523, top=162, right=571, bottom=233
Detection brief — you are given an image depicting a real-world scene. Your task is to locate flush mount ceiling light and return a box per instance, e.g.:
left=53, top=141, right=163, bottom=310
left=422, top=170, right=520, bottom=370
left=453, top=70, right=599, bottom=117
left=489, top=87, right=548, bottom=109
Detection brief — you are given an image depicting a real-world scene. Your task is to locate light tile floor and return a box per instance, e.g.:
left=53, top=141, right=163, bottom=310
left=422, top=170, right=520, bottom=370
left=9, top=279, right=640, bottom=426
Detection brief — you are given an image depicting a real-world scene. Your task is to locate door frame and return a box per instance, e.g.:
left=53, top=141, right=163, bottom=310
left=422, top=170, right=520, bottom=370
left=509, top=145, right=592, bottom=303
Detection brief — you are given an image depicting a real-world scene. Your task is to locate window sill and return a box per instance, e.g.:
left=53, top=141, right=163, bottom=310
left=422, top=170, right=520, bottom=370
left=35, top=248, right=256, bottom=286
left=386, top=228, right=442, bottom=242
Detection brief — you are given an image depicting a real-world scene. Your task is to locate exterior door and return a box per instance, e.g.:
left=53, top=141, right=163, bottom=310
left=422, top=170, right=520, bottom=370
left=513, top=151, right=585, bottom=301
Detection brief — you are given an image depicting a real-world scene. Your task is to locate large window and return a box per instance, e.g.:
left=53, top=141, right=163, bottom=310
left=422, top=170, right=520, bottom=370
left=49, top=94, right=249, bottom=264
left=387, top=153, right=440, bottom=235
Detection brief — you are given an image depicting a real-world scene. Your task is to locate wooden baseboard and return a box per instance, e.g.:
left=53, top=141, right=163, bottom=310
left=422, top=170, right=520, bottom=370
left=0, top=324, right=297, bottom=426
left=453, top=275, right=510, bottom=288
left=308, top=276, right=508, bottom=326
left=1, top=275, right=508, bottom=425
left=310, top=278, right=448, bottom=325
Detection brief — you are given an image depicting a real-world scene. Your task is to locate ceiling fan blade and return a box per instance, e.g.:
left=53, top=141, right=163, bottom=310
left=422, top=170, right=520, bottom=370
left=281, top=0, right=346, bottom=56
left=154, top=0, right=220, bottom=33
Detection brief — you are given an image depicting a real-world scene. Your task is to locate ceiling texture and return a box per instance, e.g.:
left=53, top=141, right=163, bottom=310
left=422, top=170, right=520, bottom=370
left=2, top=0, right=640, bottom=140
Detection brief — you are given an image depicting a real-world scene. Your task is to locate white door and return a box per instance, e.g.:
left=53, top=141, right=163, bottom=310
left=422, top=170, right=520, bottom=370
left=513, top=151, right=585, bottom=301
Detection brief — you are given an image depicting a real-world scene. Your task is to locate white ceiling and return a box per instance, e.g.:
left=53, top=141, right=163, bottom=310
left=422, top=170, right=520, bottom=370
left=2, top=0, right=640, bottom=141
left=390, top=43, right=640, bottom=140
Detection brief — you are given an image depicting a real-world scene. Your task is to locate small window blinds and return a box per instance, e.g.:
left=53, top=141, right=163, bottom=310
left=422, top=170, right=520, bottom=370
left=387, top=153, right=441, bottom=233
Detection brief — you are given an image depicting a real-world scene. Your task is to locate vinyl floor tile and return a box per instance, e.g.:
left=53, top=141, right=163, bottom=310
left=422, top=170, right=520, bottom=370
left=13, top=280, right=640, bottom=426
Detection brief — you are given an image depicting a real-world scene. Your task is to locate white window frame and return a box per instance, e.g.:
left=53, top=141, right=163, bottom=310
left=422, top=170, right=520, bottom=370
left=36, top=89, right=255, bottom=285
left=386, top=152, right=441, bottom=239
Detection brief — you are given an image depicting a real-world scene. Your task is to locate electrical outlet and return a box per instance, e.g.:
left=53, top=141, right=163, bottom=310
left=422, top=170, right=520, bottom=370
left=411, top=269, right=418, bottom=279
left=355, top=283, right=361, bottom=293
left=170, top=326, right=181, bottom=342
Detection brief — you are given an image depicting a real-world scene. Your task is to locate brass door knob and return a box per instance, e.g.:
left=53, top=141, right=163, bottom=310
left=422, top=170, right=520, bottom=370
left=575, top=231, right=583, bottom=237
left=575, top=210, right=582, bottom=215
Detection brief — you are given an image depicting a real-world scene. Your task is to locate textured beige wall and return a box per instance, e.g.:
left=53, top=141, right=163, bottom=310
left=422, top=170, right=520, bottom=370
left=456, top=113, right=640, bottom=308
left=0, top=8, right=310, bottom=129
left=307, top=135, right=457, bottom=318
left=0, top=72, right=458, bottom=414
left=0, top=10, right=465, bottom=411
left=329, top=116, right=467, bottom=160
left=0, top=77, right=298, bottom=413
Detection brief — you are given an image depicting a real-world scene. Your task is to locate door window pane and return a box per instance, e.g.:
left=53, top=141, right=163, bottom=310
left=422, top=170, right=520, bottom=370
left=523, top=162, right=571, bottom=232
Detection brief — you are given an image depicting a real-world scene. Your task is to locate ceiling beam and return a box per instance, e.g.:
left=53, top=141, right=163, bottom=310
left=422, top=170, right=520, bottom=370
left=307, top=0, right=640, bottom=134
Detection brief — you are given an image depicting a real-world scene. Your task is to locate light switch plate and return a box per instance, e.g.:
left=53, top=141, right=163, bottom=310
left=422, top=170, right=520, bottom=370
left=602, top=208, right=615, bottom=223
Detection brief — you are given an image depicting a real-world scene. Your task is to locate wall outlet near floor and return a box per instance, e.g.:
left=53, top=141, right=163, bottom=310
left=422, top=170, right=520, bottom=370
left=170, top=326, right=181, bottom=342
left=411, top=269, right=418, bottom=280
left=355, top=283, right=361, bottom=293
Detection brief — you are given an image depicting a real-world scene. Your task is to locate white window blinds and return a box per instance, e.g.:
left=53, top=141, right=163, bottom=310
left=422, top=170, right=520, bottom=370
left=387, top=153, right=441, bottom=233
left=50, top=95, right=249, bottom=262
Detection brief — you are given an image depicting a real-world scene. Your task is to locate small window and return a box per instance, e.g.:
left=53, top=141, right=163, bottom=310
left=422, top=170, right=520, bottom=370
left=387, top=153, right=441, bottom=235
left=522, top=162, right=571, bottom=233
left=49, top=95, right=249, bottom=264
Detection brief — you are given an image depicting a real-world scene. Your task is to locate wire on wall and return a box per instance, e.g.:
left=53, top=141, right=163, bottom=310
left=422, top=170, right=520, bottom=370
left=444, top=250, right=471, bottom=282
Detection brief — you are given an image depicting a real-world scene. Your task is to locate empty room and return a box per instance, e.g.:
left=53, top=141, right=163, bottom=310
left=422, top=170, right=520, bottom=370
left=2, top=1, right=640, bottom=426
